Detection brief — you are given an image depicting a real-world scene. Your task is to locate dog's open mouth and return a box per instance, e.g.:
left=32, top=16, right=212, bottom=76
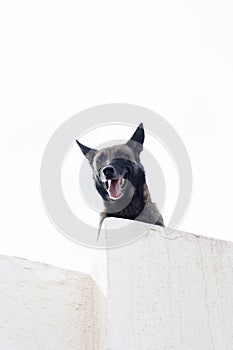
left=105, top=177, right=127, bottom=200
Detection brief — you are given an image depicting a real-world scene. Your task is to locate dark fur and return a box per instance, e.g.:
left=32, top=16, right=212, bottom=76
left=77, top=123, right=164, bottom=237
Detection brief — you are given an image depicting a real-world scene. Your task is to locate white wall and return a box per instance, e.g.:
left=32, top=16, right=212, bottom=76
left=97, top=219, right=233, bottom=349
left=1, top=220, right=233, bottom=349
left=0, top=256, right=106, bottom=350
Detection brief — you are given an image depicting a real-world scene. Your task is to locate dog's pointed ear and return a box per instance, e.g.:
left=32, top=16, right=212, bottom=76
left=76, top=140, right=97, bottom=164
left=126, top=122, right=144, bottom=153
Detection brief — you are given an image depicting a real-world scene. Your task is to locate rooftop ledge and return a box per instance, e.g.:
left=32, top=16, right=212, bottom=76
left=1, top=218, right=233, bottom=349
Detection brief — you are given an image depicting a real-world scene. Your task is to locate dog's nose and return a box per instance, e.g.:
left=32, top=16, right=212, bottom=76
left=102, top=165, right=115, bottom=179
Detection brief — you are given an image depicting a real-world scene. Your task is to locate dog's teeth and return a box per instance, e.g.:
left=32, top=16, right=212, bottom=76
left=120, top=178, right=125, bottom=187
left=108, top=180, right=111, bottom=188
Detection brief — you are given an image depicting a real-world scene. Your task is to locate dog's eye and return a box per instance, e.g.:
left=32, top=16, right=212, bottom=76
left=96, top=159, right=105, bottom=168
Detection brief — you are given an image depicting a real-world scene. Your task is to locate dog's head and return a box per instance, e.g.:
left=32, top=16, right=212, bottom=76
left=76, top=123, right=145, bottom=201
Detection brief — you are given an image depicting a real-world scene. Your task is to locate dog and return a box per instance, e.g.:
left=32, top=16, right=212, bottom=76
left=76, top=123, right=164, bottom=239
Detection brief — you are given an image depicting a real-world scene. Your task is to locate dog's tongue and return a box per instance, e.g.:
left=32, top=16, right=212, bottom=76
left=108, top=179, right=121, bottom=199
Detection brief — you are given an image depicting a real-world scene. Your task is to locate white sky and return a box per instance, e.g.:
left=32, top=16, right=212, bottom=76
left=0, top=0, right=233, bottom=273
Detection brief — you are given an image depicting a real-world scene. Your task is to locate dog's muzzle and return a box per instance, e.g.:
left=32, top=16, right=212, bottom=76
left=100, top=165, right=128, bottom=200
left=101, top=165, right=115, bottom=179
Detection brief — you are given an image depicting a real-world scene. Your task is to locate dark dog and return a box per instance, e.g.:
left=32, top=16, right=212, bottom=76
left=77, top=123, right=164, bottom=239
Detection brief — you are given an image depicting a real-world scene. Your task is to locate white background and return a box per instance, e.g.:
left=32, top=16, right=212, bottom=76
left=0, top=0, right=233, bottom=273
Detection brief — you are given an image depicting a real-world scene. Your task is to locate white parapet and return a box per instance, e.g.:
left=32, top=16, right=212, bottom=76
left=94, top=218, right=233, bottom=350
left=1, top=219, right=233, bottom=349
left=0, top=255, right=106, bottom=350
